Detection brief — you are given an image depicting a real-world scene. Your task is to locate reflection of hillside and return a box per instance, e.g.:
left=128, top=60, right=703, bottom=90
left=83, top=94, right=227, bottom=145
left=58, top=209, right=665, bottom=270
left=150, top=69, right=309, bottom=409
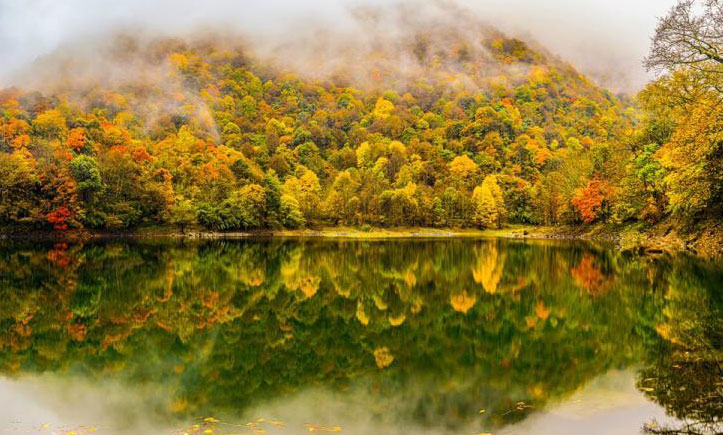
left=0, top=239, right=719, bottom=431
left=639, top=259, right=723, bottom=435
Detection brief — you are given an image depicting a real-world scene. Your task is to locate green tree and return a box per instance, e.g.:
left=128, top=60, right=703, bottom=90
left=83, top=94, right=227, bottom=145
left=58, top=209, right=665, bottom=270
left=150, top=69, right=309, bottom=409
left=68, top=155, right=102, bottom=201
left=168, top=196, right=196, bottom=233
left=280, top=194, right=305, bottom=228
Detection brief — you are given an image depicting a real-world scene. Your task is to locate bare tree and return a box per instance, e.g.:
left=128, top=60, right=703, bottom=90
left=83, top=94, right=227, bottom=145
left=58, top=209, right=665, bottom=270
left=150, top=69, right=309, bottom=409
left=645, top=0, right=723, bottom=74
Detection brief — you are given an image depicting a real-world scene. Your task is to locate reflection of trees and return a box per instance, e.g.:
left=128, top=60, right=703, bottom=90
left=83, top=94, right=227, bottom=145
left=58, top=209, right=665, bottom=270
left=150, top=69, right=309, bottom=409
left=0, top=239, right=719, bottom=432
left=472, top=243, right=505, bottom=293
left=640, top=258, right=723, bottom=435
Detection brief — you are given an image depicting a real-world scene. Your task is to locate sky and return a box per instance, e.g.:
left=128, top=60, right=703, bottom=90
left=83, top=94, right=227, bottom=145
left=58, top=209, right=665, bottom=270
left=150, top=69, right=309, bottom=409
left=0, top=0, right=678, bottom=93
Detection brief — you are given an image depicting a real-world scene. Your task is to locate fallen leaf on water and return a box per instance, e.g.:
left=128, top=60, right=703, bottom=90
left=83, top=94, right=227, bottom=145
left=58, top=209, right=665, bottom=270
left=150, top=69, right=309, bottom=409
left=305, top=423, right=342, bottom=432
left=516, top=401, right=530, bottom=410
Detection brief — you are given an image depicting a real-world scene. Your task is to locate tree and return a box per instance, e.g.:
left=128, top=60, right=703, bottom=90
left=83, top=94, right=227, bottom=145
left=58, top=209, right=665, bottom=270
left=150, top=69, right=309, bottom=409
left=656, top=97, right=723, bottom=219
left=262, top=171, right=283, bottom=228
left=472, top=184, right=498, bottom=229
left=0, top=152, right=39, bottom=224
left=372, top=97, right=395, bottom=119
left=645, top=0, right=723, bottom=78
left=47, top=206, right=72, bottom=231
left=33, top=109, right=67, bottom=139
left=68, top=155, right=102, bottom=201
left=168, top=196, right=196, bottom=233
left=639, top=1, right=723, bottom=222
left=571, top=179, right=612, bottom=223
left=284, top=167, right=321, bottom=223
left=324, top=170, right=360, bottom=224
left=280, top=194, right=305, bottom=228
left=67, top=127, right=88, bottom=153
left=481, top=175, right=506, bottom=227
left=449, top=155, right=478, bottom=188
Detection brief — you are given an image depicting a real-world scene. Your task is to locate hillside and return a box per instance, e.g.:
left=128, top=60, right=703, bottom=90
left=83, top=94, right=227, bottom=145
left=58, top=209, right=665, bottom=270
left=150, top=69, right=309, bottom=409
left=0, top=7, right=643, bottom=235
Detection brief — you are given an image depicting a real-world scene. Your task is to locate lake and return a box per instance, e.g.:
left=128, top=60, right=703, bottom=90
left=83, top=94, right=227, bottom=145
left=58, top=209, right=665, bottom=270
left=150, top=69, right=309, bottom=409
left=0, top=238, right=721, bottom=435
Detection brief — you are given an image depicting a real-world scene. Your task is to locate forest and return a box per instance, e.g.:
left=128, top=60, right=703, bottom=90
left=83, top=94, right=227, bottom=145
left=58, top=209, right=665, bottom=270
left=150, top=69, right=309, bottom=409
left=0, top=1, right=720, bottom=243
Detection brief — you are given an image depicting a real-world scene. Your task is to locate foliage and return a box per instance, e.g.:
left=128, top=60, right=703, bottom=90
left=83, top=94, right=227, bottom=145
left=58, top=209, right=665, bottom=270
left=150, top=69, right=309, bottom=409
left=0, top=28, right=637, bottom=232
left=571, top=179, right=612, bottom=223
left=0, top=4, right=719, bottom=233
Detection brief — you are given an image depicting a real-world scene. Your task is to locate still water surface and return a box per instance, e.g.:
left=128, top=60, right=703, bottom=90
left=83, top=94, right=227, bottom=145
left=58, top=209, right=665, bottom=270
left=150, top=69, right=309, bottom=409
left=0, top=238, right=720, bottom=434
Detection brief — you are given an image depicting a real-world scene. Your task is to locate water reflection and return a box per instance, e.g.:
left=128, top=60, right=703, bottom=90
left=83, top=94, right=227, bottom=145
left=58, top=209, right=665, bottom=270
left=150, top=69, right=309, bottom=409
left=0, top=238, right=720, bottom=434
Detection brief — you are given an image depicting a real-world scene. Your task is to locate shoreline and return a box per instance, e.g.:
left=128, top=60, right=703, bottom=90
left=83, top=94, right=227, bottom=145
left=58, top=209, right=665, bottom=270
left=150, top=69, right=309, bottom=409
left=1, top=224, right=720, bottom=258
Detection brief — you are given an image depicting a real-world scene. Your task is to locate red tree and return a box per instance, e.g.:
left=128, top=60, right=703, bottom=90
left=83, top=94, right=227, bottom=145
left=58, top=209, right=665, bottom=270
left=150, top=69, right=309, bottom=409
left=47, top=206, right=72, bottom=230
left=571, top=179, right=611, bottom=223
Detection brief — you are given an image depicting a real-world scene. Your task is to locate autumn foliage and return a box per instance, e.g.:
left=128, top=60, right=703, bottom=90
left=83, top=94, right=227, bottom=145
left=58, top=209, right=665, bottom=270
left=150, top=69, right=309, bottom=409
left=571, top=179, right=612, bottom=223
left=0, top=5, right=719, bottom=233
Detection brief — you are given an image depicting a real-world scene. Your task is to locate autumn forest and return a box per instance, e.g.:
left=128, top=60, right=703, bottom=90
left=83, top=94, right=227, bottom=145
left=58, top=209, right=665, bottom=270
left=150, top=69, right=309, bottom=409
left=1, top=1, right=722, bottom=434
left=0, top=1, right=721, bottom=249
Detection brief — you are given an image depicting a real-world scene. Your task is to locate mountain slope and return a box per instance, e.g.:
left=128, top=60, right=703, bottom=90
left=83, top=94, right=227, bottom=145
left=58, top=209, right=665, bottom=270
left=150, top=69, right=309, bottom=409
left=0, top=13, right=635, bottom=231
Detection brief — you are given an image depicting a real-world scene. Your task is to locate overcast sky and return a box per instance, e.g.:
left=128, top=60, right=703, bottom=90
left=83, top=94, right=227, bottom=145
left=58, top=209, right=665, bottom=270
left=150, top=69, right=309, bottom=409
left=0, top=0, right=678, bottom=93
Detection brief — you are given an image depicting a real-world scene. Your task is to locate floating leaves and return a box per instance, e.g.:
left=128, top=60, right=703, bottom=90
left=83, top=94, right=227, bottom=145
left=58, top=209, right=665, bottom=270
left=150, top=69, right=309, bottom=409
left=501, top=401, right=533, bottom=416
left=178, top=417, right=285, bottom=435
left=304, top=423, right=342, bottom=432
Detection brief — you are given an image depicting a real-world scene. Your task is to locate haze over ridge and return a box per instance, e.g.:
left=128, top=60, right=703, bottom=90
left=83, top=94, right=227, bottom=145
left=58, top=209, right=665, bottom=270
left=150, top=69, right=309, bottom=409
left=0, top=0, right=677, bottom=94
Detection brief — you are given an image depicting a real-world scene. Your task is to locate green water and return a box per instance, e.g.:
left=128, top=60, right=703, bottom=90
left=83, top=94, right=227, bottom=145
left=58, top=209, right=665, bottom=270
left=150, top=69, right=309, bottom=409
left=0, top=238, right=721, bottom=434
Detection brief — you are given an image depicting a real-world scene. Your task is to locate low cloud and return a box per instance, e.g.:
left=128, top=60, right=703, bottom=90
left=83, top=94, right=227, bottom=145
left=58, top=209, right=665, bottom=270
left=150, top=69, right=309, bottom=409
left=0, top=0, right=678, bottom=93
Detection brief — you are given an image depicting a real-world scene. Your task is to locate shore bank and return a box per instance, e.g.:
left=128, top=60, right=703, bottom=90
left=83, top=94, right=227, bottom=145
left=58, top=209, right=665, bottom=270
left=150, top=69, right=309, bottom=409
left=1, top=223, right=720, bottom=258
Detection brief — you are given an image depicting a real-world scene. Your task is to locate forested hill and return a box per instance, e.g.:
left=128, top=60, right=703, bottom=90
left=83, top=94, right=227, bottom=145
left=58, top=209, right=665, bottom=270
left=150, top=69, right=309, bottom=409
left=0, top=4, right=719, bottom=238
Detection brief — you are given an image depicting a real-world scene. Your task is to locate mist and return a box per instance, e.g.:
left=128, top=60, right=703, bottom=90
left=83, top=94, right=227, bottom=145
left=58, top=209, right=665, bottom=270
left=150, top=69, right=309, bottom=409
left=0, top=0, right=677, bottom=94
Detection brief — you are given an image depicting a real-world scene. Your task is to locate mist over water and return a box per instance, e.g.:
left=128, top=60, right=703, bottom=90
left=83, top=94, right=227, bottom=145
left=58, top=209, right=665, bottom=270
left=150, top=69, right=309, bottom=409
left=0, top=0, right=678, bottom=93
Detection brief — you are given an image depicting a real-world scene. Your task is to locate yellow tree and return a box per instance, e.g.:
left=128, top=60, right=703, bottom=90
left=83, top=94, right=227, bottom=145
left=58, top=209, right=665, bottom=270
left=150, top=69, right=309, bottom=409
left=481, top=175, right=506, bottom=227
left=449, top=155, right=478, bottom=189
left=656, top=93, right=723, bottom=218
left=283, top=166, right=321, bottom=222
left=472, top=183, right=498, bottom=229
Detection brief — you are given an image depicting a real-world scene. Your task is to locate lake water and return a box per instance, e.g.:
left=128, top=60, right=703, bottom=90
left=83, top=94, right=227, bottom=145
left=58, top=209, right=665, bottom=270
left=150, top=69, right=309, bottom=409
left=0, top=238, right=721, bottom=435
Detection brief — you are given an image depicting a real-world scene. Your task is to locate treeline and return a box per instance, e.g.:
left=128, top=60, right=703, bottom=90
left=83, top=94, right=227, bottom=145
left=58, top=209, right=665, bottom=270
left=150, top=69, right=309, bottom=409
left=0, top=0, right=719, bottom=233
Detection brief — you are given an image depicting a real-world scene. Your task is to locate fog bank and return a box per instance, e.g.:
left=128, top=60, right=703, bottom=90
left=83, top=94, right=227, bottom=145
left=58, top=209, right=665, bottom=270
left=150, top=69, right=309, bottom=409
left=0, top=0, right=678, bottom=93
